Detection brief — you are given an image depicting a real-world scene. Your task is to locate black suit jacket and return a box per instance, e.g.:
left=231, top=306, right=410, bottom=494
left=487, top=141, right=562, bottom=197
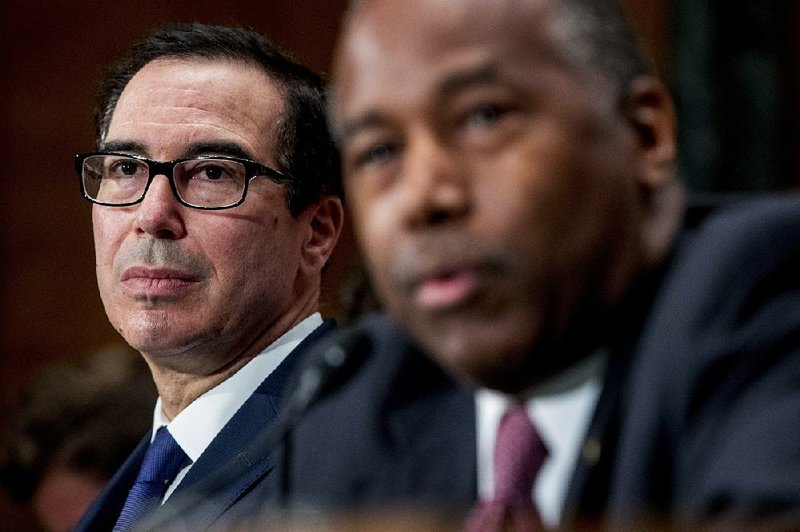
left=251, top=196, right=800, bottom=530
left=75, top=320, right=335, bottom=531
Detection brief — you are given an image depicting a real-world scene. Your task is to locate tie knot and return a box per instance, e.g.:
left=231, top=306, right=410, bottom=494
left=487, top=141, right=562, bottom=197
left=136, top=427, right=189, bottom=484
left=492, top=404, right=548, bottom=503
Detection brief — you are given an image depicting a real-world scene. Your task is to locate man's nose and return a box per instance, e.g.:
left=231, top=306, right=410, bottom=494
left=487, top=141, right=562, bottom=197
left=134, top=174, right=186, bottom=239
left=399, top=130, right=471, bottom=228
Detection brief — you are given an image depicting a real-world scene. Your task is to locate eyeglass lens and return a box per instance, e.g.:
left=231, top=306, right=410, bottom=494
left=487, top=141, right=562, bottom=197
left=81, top=155, right=248, bottom=208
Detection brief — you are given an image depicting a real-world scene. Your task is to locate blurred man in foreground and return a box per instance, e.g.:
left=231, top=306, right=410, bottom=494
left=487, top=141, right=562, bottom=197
left=74, top=23, right=343, bottom=529
left=276, top=0, right=800, bottom=529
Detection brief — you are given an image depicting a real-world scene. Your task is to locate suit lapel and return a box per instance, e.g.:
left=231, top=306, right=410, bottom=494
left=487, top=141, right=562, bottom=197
left=154, top=320, right=335, bottom=526
left=560, top=347, right=629, bottom=527
left=385, top=343, right=478, bottom=508
left=75, top=432, right=152, bottom=531
left=561, top=258, right=668, bottom=527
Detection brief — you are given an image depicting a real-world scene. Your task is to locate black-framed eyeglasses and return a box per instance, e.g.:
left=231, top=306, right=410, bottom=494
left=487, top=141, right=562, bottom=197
left=74, top=152, right=290, bottom=210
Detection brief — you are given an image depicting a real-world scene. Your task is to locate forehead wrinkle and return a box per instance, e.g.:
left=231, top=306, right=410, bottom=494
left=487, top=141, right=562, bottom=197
left=341, top=0, right=615, bottom=123
left=342, top=1, right=527, bottom=89
left=111, top=118, right=258, bottom=141
left=110, top=108, right=282, bottom=164
left=348, top=0, right=575, bottom=71
left=119, top=98, right=279, bottom=135
left=110, top=60, right=285, bottom=147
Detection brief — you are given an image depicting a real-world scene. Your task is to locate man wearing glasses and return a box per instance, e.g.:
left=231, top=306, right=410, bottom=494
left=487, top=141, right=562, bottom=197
left=74, top=23, right=343, bottom=530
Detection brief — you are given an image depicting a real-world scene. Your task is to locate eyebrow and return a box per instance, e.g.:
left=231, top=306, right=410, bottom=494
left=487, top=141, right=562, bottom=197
left=180, top=142, right=255, bottom=161
left=437, top=63, right=501, bottom=99
left=339, top=111, right=390, bottom=144
left=338, top=63, right=502, bottom=143
left=99, top=140, right=148, bottom=154
left=98, top=140, right=256, bottom=161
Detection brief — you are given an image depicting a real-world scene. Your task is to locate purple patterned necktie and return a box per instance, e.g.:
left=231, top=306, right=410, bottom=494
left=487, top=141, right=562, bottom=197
left=114, top=427, right=190, bottom=531
left=466, top=403, right=549, bottom=531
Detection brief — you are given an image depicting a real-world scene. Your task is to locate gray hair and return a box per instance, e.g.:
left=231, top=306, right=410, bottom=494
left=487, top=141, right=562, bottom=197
left=547, top=0, right=653, bottom=98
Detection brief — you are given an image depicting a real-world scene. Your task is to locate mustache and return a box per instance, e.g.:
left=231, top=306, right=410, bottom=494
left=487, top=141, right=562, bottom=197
left=113, top=239, right=212, bottom=279
left=390, top=234, right=511, bottom=292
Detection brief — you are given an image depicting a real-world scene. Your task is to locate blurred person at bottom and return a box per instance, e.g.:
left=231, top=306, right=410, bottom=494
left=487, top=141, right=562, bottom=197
left=261, top=0, right=800, bottom=530
left=0, top=346, right=156, bottom=531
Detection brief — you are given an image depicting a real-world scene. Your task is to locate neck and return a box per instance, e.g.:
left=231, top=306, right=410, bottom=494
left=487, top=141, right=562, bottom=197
left=145, top=293, right=321, bottom=420
left=150, top=352, right=260, bottom=421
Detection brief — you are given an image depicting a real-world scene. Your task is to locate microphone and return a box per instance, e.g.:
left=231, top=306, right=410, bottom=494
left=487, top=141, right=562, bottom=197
left=141, top=329, right=372, bottom=529
left=278, top=329, right=372, bottom=428
left=274, top=330, right=371, bottom=509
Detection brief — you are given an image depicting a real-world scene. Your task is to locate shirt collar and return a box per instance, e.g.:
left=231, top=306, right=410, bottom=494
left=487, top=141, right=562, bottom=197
left=151, top=312, right=323, bottom=462
left=476, top=350, right=606, bottom=527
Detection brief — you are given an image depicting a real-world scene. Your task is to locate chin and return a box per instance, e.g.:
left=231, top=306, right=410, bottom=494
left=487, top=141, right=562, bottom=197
left=415, top=321, right=537, bottom=394
left=117, top=318, right=181, bottom=355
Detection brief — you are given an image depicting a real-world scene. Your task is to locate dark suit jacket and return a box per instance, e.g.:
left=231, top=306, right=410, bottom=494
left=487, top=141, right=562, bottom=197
left=262, top=196, right=800, bottom=529
left=75, top=320, right=335, bottom=531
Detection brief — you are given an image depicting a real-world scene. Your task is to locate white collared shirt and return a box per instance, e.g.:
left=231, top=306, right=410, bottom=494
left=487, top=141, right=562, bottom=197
left=150, top=312, right=323, bottom=502
left=476, top=351, right=606, bottom=528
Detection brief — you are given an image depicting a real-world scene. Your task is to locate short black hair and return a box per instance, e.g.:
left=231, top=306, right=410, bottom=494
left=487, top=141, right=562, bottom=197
left=94, top=22, right=341, bottom=215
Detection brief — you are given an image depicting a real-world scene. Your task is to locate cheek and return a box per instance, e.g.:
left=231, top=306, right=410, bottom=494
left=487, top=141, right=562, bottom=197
left=92, top=209, right=124, bottom=280
left=91, top=209, right=110, bottom=255
left=352, top=195, right=398, bottom=300
left=211, top=225, right=273, bottom=276
left=481, top=134, right=604, bottom=256
left=220, top=217, right=302, bottom=291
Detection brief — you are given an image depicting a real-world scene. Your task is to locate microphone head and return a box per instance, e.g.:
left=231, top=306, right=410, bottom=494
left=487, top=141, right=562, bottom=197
left=318, top=330, right=371, bottom=383
left=290, top=329, right=372, bottom=415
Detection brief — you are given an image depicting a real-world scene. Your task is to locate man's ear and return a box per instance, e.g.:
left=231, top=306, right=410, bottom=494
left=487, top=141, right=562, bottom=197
left=301, top=195, right=345, bottom=272
left=623, top=76, right=684, bottom=265
left=623, top=76, right=677, bottom=192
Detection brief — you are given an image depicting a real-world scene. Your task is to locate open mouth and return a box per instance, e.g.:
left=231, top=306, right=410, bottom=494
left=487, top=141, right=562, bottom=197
left=414, top=269, right=481, bottom=310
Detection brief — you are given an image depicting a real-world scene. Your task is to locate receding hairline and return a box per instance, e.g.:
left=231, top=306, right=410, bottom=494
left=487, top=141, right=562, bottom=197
left=101, top=55, right=289, bottom=142
left=341, top=0, right=652, bottom=97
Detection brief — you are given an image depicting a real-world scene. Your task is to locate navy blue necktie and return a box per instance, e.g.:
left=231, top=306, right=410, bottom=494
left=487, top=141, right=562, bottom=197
left=115, top=427, right=190, bottom=531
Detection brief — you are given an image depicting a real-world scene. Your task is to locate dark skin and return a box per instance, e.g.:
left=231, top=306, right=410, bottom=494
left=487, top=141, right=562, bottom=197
left=333, top=0, right=683, bottom=397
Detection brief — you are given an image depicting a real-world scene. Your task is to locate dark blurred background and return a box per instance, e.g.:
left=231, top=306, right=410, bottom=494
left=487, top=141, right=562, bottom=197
left=0, top=0, right=797, bottom=528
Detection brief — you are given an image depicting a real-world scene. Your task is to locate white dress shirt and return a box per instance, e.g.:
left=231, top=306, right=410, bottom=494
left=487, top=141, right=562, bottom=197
left=150, top=312, right=323, bottom=501
left=476, top=351, right=606, bottom=528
